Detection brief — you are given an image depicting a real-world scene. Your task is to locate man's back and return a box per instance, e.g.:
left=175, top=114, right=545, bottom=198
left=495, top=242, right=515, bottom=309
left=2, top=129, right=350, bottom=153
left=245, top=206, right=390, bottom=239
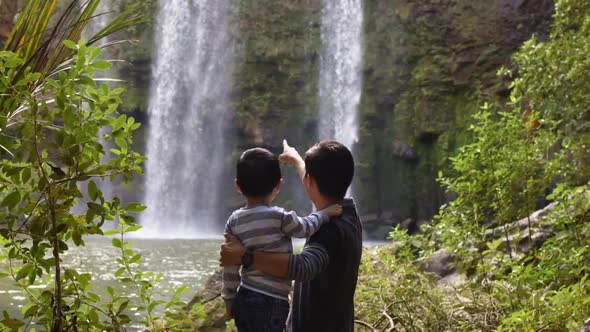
left=288, top=198, right=362, bottom=332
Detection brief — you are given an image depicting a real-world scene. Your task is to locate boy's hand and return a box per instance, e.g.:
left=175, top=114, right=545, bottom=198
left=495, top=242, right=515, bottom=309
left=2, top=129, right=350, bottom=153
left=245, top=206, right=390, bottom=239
left=324, top=204, right=343, bottom=218
left=279, top=139, right=303, bottom=166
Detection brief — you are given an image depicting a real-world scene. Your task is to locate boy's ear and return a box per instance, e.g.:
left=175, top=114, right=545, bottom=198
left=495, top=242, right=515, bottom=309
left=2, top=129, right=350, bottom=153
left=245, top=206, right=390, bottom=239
left=234, top=179, right=242, bottom=194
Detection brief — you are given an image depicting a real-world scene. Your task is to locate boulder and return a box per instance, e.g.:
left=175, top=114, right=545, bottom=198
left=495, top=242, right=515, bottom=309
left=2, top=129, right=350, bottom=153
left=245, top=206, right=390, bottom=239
left=186, top=268, right=223, bottom=310
left=421, top=248, right=455, bottom=278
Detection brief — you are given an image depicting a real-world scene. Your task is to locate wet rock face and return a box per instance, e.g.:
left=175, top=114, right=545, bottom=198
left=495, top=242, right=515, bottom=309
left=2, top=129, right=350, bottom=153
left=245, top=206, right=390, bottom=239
left=0, top=0, right=20, bottom=47
left=391, top=140, right=418, bottom=161
left=110, top=0, right=555, bottom=237
left=355, top=0, right=555, bottom=228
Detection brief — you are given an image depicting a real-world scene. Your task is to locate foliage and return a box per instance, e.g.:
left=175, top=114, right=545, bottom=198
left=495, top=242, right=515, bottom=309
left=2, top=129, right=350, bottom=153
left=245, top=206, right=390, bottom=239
left=0, top=1, right=199, bottom=330
left=355, top=0, right=590, bottom=330
left=355, top=229, right=502, bottom=331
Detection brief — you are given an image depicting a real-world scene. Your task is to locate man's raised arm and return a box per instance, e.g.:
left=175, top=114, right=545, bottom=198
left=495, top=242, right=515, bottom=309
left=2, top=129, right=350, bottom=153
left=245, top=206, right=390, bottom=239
left=279, top=139, right=306, bottom=181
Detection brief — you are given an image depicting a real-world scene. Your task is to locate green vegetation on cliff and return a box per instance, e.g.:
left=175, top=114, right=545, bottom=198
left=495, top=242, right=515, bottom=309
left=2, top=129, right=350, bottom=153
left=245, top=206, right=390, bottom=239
left=355, top=0, right=590, bottom=330
left=357, top=0, right=554, bottom=227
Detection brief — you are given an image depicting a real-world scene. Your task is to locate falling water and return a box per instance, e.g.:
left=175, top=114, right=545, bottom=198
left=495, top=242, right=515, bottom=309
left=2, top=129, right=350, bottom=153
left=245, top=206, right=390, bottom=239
left=82, top=0, right=118, bottom=201
left=318, top=0, right=364, bottom=151
left=141, top=1, right=235, bottom=238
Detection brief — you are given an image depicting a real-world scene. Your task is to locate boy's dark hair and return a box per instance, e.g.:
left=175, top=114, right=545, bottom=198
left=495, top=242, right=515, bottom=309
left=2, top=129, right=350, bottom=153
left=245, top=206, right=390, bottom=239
left=236, top=148, right=282, bottom=197
left=304, top=140, right=354, bottom=199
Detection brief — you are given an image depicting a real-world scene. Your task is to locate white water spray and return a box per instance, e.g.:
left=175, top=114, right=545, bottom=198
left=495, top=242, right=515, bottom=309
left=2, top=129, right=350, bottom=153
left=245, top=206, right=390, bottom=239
left=318, top=0, right=364, bottom=151
left=141, top=1, right=236, bottom=238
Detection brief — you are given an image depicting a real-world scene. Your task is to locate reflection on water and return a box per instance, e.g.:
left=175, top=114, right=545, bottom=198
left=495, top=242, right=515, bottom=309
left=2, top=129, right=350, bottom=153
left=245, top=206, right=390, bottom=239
left=0, top=237, right=221, bottom=319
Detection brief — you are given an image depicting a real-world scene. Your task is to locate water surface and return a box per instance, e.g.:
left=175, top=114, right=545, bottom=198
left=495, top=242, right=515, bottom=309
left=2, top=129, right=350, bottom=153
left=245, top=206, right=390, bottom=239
left=0, top=237, right=220, bottom=319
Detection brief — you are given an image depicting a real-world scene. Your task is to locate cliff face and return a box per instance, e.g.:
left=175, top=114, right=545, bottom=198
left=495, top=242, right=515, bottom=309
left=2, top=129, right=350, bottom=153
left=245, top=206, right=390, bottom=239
left=0, top=0, right=20, bottom=48
left=227, top=0, right=554, bottom=232
left=114, top=0, right=555, bottom=236
left=356, top=0, right=554, bottom=233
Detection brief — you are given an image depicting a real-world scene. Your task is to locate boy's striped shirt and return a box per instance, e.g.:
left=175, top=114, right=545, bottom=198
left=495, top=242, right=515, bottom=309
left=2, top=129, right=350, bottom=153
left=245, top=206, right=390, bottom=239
left=221, top=205, right=329, bottom=306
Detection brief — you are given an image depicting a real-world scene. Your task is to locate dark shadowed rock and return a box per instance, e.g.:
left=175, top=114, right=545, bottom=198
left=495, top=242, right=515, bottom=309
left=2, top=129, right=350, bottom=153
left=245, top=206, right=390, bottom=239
left=392, top=140, right=418, bottom=161
left=517, top=231, right=554, bottom=254
left=581, top=318, right=590, bottom=332
left=399, top=218, right=414, bottom=230
left=186, top=268, right=223, bottom=310
left=512, top=0, right=527, bottom=9
left=421, top=249, right=455, bottom=278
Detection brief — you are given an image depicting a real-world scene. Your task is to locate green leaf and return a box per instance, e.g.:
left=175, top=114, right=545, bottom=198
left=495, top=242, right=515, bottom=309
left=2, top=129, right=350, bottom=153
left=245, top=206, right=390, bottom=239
left=92, top=60, right=112, bottom=70
left=1, top=191, right=21, bottom=209
left=63, top=40, right=78, bottom=50
left=88, top=180, right=99, bottom=201
left=129, top=253, right=142, bottom=264
left=115, top=137, right=127, bottom=154
left=115, top=267, right=126, bottom=277
left=120, top=215, right=135, bottom=224
left=22, top=304, right=38, bottom=318
left=117, top=300, right=129, bottom=314
left=113, top=115, right=127, bottom=131
left=126, top=224, right=142, bottom=232
left=0, top=318, right=24, bottom=329
left=125, top=203, right=146, bottom=213
left=85, top=209, right=95, bottom=224
left=20, top=168, right=31, bottom=183
left=175, top=285, right=190, bottom=295
left=16, top=263, right=33, bottom=281
left=88, top=309, right=99, bottom=325
left=112, top=238, right=122, bottom=249
left=72, top=231, right=83, bottom=246
left=87, top=202, right=105, bottom=215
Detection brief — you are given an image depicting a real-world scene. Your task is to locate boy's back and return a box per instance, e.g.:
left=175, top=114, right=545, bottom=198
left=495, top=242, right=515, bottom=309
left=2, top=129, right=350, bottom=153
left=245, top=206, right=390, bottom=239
left=223, top=205, right=330, bottom=301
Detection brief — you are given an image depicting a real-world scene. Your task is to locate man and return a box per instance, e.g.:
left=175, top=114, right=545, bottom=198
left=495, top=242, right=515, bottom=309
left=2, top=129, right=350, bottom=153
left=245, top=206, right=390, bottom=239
left=220, top=140, right=363, bottom=332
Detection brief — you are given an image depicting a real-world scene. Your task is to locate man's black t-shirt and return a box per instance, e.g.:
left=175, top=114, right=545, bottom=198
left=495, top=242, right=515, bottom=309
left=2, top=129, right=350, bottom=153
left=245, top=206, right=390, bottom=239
left=288, top=198, right=362, bottom=332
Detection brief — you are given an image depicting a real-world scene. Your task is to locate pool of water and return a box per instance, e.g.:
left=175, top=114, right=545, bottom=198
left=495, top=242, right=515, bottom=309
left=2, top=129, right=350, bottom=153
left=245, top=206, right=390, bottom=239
left=0, top=237, right=221, bottom=319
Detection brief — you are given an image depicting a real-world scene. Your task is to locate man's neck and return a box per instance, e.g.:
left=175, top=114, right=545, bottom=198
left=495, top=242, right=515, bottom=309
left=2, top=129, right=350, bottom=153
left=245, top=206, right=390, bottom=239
left=312, top=195, right=341, bottom=210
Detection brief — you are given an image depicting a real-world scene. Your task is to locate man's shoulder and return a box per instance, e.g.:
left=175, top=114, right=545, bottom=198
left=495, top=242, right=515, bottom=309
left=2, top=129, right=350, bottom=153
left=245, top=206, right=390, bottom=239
left=308, top=222, right=340, bottom=243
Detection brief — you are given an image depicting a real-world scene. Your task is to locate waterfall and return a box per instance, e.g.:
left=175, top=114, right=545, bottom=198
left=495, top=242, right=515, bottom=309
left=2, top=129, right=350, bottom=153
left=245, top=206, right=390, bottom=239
left=141, top=1, right=235, bottom=238
left=318, top=0, right=364, bottom=151
left=82, top=0, right=118, bottom=202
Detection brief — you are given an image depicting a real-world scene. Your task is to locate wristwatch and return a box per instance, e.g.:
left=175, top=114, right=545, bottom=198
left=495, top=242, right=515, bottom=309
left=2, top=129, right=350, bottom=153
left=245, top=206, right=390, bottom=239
left=242, top=249, right=254, bottom=269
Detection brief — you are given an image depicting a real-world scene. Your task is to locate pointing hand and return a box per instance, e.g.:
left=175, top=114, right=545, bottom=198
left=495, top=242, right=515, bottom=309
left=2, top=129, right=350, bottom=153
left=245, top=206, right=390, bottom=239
left=279, top=139, right=302, bottom=166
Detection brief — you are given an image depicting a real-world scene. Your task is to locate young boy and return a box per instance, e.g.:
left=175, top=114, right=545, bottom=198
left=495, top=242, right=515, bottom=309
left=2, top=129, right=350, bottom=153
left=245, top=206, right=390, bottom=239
left=221, top=147, right=341, bottom=332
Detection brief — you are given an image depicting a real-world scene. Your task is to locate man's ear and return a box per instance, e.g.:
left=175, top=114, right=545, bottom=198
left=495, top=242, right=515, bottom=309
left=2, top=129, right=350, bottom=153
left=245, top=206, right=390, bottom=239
left=275, top=179, right=284, bottom=194
left=306, top=174, right=318, bottom=192
left=235, top=179, right=242, bottom=194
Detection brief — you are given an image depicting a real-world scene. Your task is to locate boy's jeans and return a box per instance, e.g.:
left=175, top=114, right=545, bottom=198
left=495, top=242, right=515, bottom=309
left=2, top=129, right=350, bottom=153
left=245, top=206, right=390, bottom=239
left=234, top=287, right=289, bottom=332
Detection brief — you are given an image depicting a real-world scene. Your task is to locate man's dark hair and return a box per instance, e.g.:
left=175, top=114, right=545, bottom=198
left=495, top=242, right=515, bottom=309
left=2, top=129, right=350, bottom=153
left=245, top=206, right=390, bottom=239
left=236, top=148, right=282, bottom=197
left=304, top=140, right=354, bottom=199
